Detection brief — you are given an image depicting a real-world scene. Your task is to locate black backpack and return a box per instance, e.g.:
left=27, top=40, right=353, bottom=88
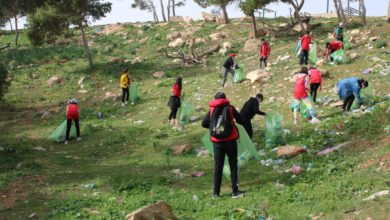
left=210, top=104, right=234, bottom=139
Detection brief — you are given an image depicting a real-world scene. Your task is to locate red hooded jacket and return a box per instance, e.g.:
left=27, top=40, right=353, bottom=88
left=66, top=103, right=79, bottom=120
left=260, top=42, right=271, bottom=57
left=326, top=41, right=343, bottom=59
left=309, top=68, right=322, bottom=84
left=294, top=73, right=309, bottom=99
left=172, top=83, right=181, bottom=97
left=300, top=34, right=311, bottom=51
left=209, top=99, right=239, bottom=143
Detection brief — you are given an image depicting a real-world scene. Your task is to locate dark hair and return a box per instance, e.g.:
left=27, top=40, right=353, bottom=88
left=256, top=93, right=263, bottom=101
left=306, top=31, right=310, bottom=35
left=124, top=68, right=129, bottom=73
left=358, top=79, right=369, bottom=88
left=326, top=42, right=331, bottom=48
left=176, top=77, right=182, bottom=90
left=309, top=66, right=316, bottom=70
left=261, top=38, right=265, bottom=41
left=300, top=66, right=308, bottom=74
left=214, top=92, right=226, bottom=99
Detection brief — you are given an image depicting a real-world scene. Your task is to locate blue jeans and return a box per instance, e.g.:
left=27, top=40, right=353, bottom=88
left=300, top=50, right=309, bottom=65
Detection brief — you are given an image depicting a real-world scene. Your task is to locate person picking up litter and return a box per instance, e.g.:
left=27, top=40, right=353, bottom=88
left=336, top=77, right=369, bottom=112
left=325, top=40, right=342, bottom=62
left=239, top=94, right=266, bottom=139
left=65, top=98, right=81, bottom=145
left=308, top=67, right=322, bottom=103
left=168, top=77, right=182, bottom=127
left=221, top=53, right=237, bottom=88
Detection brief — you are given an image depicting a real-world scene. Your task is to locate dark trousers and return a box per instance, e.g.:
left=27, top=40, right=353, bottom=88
left=213, top=140, right=238, bottom=195
left=300, top=49, right=309, bottom=65
left=259, top=57, right=267, bottom=68
left=342, top=95, right=355, bottom=111
left=310, top=83, right=321, bottom=103
left=66, top=119, right=80, bottom=140
left=329, top=49, right=337, bottom=62
left=168, top=105, right=179, bottom=120
left=242, top=120, right=253, bottom=139
left=122, top=87, right=129, bottom=103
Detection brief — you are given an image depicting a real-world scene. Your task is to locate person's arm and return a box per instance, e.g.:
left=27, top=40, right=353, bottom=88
left=232, top=107, right=244, bottom=125
left=326, top=48, right=331, bottom=60
left=201, top=111, right=211, bottom=128
left=353, top=88, right=364, bottom=106
left=253, top=100, right=266, bottom=116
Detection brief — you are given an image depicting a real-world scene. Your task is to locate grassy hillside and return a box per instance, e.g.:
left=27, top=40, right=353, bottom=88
left=0, top=17, right=390, bottom=219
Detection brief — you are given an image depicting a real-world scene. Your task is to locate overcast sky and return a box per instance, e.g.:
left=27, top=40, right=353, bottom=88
left=4, top=0, right=389, bottom=29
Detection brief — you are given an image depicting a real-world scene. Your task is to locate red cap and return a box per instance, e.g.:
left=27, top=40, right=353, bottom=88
left=230, top=53, right=236, bottom=58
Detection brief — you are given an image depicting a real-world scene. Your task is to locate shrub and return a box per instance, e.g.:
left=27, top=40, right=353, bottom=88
left=374, top=39, right=387, bottom=48
left=0, top=63, right=10, bottom=101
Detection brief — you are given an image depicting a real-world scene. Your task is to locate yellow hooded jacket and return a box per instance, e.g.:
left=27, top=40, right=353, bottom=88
left=120, top=73, right=130, bottom=88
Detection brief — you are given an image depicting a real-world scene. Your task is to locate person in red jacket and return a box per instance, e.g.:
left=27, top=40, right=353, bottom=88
left=325, top=40, right=343, bottom=62
left=65, top=98, right=81, bottom=145
left=168, top=77, right=182, bottom=126
left=299, top=31, right=311, bottom=65
left=201, top=92, right=245, bottom=199
left=259, top=38, right=271, bottom=68
left=308, top=67, right=322, bottom=103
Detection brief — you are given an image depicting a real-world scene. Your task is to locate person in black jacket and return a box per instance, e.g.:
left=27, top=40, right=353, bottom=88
left=239, top=94, right=266, bottom=139
left=201, top=92, right=246, bottom=199
left=221, top=53, right=237, bottom=87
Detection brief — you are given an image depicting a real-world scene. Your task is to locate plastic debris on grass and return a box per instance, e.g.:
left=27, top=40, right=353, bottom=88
left=316, top=141, right=353, bottom=156
left=363, top=190, right=389, bottom=201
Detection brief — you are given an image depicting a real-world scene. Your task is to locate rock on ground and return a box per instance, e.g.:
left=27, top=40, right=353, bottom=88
left=245, top=69, right=271, bottom=84
left=168, top=38, right=184, bottom=48
left=209, top=33, right=225, bottom=40
left=47, top=76, right=63, bottom=87
left=243, top=39, right=262, bottom=52
left=153, top=71, right=165, bottom=78
left=172, top=144, right=193, bottom=155
left=166, top=32, right=181, bottom=41
left=77, top=77, right=85, bottom=86
left=126, top=201, right=176, bottom=220
left=277, top=145, right=307, bottom=157
left=201, top=12, right=216, bottom=22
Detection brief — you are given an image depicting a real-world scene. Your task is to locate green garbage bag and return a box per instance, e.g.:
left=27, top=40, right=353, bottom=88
left=330, top=50, right=348, bottom=64
left=49, top=120, right=76, bottom=142
left=351, top=84, right=373, bottom=110
left=343, top=32, right=352, bottom=50
left=233, top=68, right=244, bottom=83
left=309, top=43, right=318, bottom=64
left=265, top=111, right=286, bottom=149
left=178, top=100, right=192, bottom=125
left=289, top=102, right=311, bottom=119
left=201, top=124, right=260, bottom=179
left=130, top=83, right=140, bottom=102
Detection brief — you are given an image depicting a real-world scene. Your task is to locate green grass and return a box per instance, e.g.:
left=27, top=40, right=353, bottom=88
left=1, top=17, right=390, bottom=219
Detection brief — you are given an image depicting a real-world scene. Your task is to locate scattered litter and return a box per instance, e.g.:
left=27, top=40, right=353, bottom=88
left=192, top=194, right=198, bottom=201
left=133, top=120, right=145, bottom=125
left=260, top=159, right=285, bottom=166
left=257, top=149, right=266, bottom=156
left=84, top=183, right=97, bottom=189
left=33, top=146, right=47, bottom=152
left=190, top=115, right=201, bottom=122
left=97, top=112, right=103, bottom=119
left=196, top=148, right=210, bottom=157
left=283, top=129, right=291, bottom=135
left=290, top=165, right=304, bottom=175
left=316, top=141, right=353, bottom=156
left=28, top=213, right=37, bottom=219
left=16, top=162, right=25, bottom=169
left=190, top=172, right=205, bottom=177
left=363, top=190, right=389, bottom=201
left=170, top=169, right=188, bottom=177
left=277, top=145, right=307, bottom=157
left=363, top=68, right=373, bottom=75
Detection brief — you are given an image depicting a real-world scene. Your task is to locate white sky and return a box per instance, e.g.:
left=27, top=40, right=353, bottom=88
left=3, top=0, right=389, bottom=29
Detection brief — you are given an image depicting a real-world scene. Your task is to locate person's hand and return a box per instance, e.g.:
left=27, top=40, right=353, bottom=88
left=360, top=105, right=367, bottom=110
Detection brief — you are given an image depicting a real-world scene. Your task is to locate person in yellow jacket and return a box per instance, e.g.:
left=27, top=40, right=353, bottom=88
left=120, top=68, right=130, bottom=106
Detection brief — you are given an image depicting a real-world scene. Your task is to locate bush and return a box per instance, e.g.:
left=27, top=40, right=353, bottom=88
left=374, top=39, right=387, bottom=48
left=0, top=63, right=10, bottom=101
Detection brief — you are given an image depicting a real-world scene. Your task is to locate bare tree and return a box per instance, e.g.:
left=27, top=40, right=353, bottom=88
left=359, top=0, right=366, bottom=25
left=334, top=0, right=346, bottom=25
left=132, top=0, right=159, bottom=23
left=281, top=0, right=306, bottom=32
left=160, top=0, right=167, bottom=22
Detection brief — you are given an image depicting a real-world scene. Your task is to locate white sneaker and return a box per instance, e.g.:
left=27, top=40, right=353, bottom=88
left=310, top=117, right=321, bottom=124
left=77, top=137, right=82, bottom=141
left=125, top=101, right=128, bottom=105
left=121, top=103, right=125, bottom=107
left=64, top=140, right=69, bottom=145
left=131, top=102, right=135, bottom=105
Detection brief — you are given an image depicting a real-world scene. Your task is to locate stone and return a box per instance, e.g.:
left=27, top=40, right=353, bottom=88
left=279, top=55, right=291, bottom=61
left=292, top=23, right=310, bottom=32
left=172, top=144, right=193, bottom=155
left=33, top=146, right=47, bottom=152
left=369, top=36, right=378, bottom=42
left=166, top=32, right=181, bottom=40
left=190, top=115, right=201, bottom=122
left=32, top=74, right=38, bottom=79
left=137, top=30, right=144, bottom=35
left=125, top=201, right=176, bottom=220
left=349, top=53, right=359, bottom=60
left=315, top=59, right=325, bottom=66
left=183, top=16, right=193, bottom=24
left=153, top=71, right=165, bottom=78
left=209, top=33, right=225, bottom=40
left=105, top=92, right=118, bottom=100
left=329, top=101, right=343, bottom=107
left=243, top=39, right=261, bottom=52
left=194, top=38, right=206, bottom=44
left=371, top=57, right=381, bottom=62
left=78, top=90, right=88, bottom=94
left=110, top=57, right=123, bottom=63
left=47, top=76, right=63, bottom=87
left=169, top=16, right=185, bottom=22
left=139, top=37, right=149, bottom=44
left=196, top=149, right=210, bottom=157
left=350, top=29, right=360, bottom=35
left=279, top=23, right=289, bottom=28
left=201, top=12, right=216, bottom=22
left=216, top=24, right=227, bottom=30
left=132, top=56, right=144, bottom=64
left=41, top=111, right=52, bottom=119
left=78, top=77, right=85, bottom=86
left=168, top=38, right=184, bottom=47
left=245, top=69, right=271, bottom=84
left=277, top=145, right=307, bottom=157
left=103, top=24, right=126, bottom=35
left=248, top=28, right=267, bottom=39
left=216, top=16, right=226, bottom=24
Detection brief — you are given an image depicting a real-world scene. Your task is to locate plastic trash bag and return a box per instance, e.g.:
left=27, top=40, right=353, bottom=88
left=233, top=67, right=244, bottom=83
left=202, top=124, right=260, bottom=179
left=289, top=102, right=311, bottom=119
left=309, top=43, right=318, bottom=64
left=49, top=120, right=76, bottom=142
left=178, top=100, right=192, bottom=125
left=343, top=32, right=352, bottom=50
left=130, top=83, right=140, bottom=102
left=265, top=111, right=286, bottom=149
left=351, top=84, right=373, bottom=109
left=330, top=50, right=349, bottom=64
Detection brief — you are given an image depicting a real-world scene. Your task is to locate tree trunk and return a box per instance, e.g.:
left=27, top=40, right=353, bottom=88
left=14, top=16, right=19, bottom=47
left=359, top=0, right=366, bottom=25
left=251, top=12, right=258, bottom=38
left=172, top=0, right=176, bottom=16
left=333, top=0, right=342, bottom=22
left=221, top=5, right=229, bottom=24
left=80, top=23, right=93, bottom=67
left=338, top=0, right=347, bottom=25
left=167, top=0, right=171, bottom=22
left=160, top=0, right=167, bottom=22
left=8, top=18, right=13, bottom=31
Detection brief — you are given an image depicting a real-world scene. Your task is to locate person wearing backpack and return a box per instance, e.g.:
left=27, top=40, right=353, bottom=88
left=168, top=77, right=182, bottom=126
left=201, top=92, right=246, bottom=199
left=308, top=67, right=322, bottom=103
left=120, top=68, right=131, bottom=107
left=221, top=53, right=237, bottom=88
left=65, top=98, right=81, bottom=145
left=259, top=38, right=271, bottom=68
left=239, top=94, right=266, bottom=139
left=292, top=67, right=321, bottom=124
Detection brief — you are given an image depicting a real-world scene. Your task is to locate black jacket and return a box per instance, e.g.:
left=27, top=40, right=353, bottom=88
left=239, top=97, right=266, bottom=121
left=201, top=106, right=244, bottom=129
left=223, top=57, right=235, bottom=69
